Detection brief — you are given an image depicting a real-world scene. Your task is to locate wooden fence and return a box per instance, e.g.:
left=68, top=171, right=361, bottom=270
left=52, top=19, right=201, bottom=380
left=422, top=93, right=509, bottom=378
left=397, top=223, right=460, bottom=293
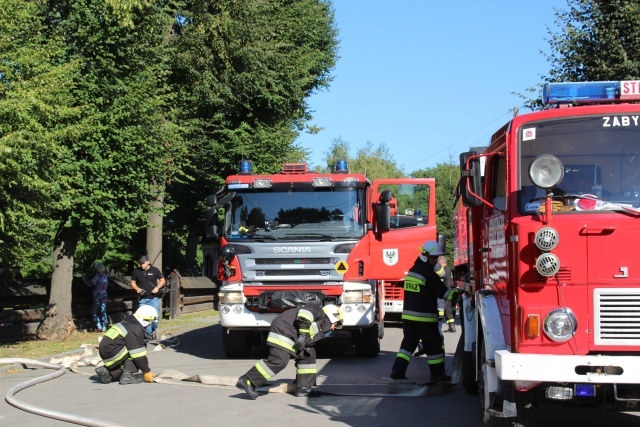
left=0, top=272, right=217, bottom=339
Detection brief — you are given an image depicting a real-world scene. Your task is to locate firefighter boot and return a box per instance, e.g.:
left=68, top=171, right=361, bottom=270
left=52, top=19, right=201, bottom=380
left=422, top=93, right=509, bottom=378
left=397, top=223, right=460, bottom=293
left=427, top=364, right=451, bottom=385
left=447, top=323, right=456, bottom=333
left=294, top=386, right=321, bottom=397
left=119, top=371, right=143, bottom=385
left=236, top=375, right=259, bottom=400
left=95, top=366, right=111, bottom=384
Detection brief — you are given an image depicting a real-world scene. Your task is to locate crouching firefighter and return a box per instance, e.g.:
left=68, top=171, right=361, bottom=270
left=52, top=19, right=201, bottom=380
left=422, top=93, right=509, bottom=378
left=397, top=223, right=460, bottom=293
left=390, top=240, right=463, bottom=385
left=236, top=303, right=343, bottom=399
left=94, top=305, right=158, bottom=385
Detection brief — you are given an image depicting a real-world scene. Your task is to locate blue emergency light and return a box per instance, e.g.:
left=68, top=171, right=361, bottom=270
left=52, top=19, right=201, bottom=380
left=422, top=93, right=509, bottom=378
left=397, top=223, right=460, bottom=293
left=335, top=160, right=349, bottom=173
left=543, top=80, right=640, bottom=105
left=238, top=161, right=252, bottom=175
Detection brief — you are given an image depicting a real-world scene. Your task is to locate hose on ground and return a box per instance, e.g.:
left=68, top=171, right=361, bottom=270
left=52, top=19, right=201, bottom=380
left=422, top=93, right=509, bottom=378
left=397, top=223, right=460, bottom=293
left=2, top=358, right=124, bottom=427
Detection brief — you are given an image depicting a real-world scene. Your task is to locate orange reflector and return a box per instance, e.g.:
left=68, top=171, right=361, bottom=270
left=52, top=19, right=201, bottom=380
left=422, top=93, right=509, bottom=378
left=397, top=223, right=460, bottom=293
left=526, top=314, right=540, bottom=338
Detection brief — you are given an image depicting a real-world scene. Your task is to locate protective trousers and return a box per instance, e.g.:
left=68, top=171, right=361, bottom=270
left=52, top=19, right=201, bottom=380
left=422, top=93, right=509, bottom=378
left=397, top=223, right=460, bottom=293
left=245, top=346, right=317, bottom=388
left=107, top=358, right=138, bottom=381
left=391, top=321, right=445, bottom=380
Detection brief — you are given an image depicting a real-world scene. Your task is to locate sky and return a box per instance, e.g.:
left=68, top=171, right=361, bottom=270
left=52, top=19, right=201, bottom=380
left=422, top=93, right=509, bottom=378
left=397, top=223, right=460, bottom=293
left=296, top=0, right=567, bottom=173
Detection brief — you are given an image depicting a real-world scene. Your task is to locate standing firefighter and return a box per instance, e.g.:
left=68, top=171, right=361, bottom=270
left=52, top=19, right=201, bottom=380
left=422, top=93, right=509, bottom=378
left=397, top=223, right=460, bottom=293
left=390, top=240, right=462, bottom=384
left=94, top=305, right=158, bottom=385
left=236, top=303, right=343, bottom=399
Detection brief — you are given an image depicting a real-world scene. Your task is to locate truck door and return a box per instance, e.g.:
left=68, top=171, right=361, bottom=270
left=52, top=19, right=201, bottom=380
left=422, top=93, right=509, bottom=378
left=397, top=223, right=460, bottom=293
left=369, top=178, right=437, bottom=280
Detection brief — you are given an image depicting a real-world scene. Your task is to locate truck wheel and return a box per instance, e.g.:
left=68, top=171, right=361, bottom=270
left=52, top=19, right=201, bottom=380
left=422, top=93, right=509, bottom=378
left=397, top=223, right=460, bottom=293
left=354, top=324, right=380, bottom=357
left=222, top=327, right=252, bottom=358
left=479, top=339, right=514, bottom=427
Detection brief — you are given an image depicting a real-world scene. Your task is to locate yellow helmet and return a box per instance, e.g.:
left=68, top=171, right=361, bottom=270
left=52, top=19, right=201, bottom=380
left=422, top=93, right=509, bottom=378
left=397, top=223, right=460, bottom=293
left=323, top=304, right=344, bottom=329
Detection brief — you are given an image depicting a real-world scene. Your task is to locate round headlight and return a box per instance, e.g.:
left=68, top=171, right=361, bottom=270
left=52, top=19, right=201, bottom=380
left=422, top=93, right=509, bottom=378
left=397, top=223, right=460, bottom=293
left=535, top=227, right=559, bottom=251
left=529, top=154, right=564, bottom=189
left=543, top=308, right=577, bottom=342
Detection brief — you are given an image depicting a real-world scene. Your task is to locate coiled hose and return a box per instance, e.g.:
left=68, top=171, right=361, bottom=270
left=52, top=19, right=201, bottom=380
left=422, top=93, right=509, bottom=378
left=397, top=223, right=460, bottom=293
left=2, top=358, right=123, bottom=427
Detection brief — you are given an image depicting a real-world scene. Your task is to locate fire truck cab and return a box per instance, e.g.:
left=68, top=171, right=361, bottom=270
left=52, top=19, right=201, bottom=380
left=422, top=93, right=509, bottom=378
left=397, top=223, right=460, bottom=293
left=204, top=160, right=437, bottom=358
left=456, top=81, right=640, bottom=425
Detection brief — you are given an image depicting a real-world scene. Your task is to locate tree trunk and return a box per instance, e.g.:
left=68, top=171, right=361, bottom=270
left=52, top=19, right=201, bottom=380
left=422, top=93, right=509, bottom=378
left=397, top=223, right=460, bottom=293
left=37, top=226, right=78, bottom=341
left=184, top=223, right=200, bottom=275
left=147, top=192, right=163, bottom=272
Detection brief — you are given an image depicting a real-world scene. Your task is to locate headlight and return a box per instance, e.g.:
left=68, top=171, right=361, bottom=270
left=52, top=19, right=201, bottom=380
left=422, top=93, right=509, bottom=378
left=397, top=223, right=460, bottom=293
left=529, top=154, right=564, bottom=189
left=220, top=291, right=243, bottom=304
left=543, top=308, right=577, bottom=342
left=343, top=290, right=372, bottom=303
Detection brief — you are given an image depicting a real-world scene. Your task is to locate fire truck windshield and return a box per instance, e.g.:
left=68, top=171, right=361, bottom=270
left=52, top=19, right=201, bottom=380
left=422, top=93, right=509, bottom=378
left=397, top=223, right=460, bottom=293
left=224, top=186, right=364, bottom=240
left=519, top=115, right=640, bottom=213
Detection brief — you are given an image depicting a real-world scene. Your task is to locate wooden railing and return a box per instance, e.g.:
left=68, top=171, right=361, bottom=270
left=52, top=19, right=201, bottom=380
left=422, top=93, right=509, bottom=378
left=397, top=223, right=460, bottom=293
left=0, top=273, right=217, bottom=339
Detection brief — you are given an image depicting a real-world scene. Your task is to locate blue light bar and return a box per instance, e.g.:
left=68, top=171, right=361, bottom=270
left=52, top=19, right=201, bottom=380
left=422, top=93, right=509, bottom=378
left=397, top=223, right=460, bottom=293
left=574, top=384, right=595, bottom=397
left=335, top=160, right=348, bottom=173
left=543, top=81, right=619, bottom=104
left=238, top=161, right=252, bottom=175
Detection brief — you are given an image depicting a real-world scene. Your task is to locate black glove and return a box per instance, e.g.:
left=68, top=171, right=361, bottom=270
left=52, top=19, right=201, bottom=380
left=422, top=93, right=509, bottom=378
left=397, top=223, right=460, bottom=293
left=293, top=335, right=308, bottom=351
left=445, top=288, right=463, bottom=306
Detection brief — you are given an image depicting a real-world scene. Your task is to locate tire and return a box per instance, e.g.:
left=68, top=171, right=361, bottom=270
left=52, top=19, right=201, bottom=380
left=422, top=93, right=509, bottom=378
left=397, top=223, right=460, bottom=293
left=222, top=327, right=252, bottom=358
left=479, top=338, right=514, bottom=427
left=354, top=324, right=380, bottom=357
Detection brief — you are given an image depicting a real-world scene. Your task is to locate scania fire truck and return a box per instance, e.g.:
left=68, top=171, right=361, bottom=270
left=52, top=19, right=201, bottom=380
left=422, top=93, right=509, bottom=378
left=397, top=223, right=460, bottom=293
left=204, top=160, right=440, bottom=358
left=455, top=81, right=640, bottom=425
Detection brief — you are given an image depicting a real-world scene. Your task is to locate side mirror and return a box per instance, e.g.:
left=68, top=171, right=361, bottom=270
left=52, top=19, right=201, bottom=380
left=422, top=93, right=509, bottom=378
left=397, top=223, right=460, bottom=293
left=205, top=194, right=217, bottom=207
left=437, top=233, right=447, bottom=253
left=460, top=152, right=483, bottom=207
left=205, top=207, right=218, bottom=238
left=376, top=190, right=392, bottom=232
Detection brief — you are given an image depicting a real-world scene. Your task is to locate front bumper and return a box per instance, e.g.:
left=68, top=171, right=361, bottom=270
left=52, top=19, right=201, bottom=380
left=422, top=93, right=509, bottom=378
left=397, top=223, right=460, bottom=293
left=496, top=350, right=640, bottom=384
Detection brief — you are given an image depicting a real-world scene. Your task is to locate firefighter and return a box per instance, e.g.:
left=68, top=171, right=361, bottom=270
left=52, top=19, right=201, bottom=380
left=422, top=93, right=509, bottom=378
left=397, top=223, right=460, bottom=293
left=390, top=240, right=462, bottom=384
left=439, top=255, right=456, bottom=333
left=94, top=305, right=157, bottom=385
left=236, top=303, right=343, bottom=399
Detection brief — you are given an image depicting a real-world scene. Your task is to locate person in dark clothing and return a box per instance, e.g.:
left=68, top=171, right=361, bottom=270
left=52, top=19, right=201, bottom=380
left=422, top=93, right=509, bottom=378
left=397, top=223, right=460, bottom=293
left=130, top=255, right=165, bottom=340
left=439, top=256, right=456, bottom=333
left=236, top=303, right=343, bottom=399
left=390, top=240, right=462, bottom=385
left=94, top=305, right=158, bottom=385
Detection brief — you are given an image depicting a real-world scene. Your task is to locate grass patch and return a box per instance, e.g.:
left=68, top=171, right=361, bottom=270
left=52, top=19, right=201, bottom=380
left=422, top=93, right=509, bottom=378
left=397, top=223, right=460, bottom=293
left=0, top=310, right=218, bottom=361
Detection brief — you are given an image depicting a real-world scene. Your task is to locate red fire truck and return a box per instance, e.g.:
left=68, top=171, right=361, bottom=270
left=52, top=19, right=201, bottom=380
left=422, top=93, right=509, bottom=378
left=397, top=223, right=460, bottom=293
left=204, top=160, right=439, bottom=357
left=455, top=81, right=640, bottom=425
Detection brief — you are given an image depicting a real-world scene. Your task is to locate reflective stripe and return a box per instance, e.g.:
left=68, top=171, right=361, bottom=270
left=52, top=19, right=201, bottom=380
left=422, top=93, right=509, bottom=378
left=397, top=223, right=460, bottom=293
left=267, top=332, right=295, bottom=351
left=103, top=347, right=128, bottom=368
left=297, top=309, right=314, bottom=322
left=256, top=360, right=275, bottom=380
left=435, top=265, right=445, bottom=278
left=402, top=311, right=439, bottom=322
left=129, top=346, right=147, bottom=359
left=310, top=322, right=320, bottom=338
left=427, top=356, right=445, bottom=365
left=396, top=350, right=411, bottom=362
left=406, top=271, right=426, bottom=282
left=296, top=363, right=317, bottom=375
left=105, top=323, right=127, bottom=340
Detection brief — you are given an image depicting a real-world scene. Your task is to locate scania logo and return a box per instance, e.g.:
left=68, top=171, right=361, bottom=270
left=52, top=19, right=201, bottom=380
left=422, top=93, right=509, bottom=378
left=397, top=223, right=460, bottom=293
left=273, top=247, right=312, bottom=254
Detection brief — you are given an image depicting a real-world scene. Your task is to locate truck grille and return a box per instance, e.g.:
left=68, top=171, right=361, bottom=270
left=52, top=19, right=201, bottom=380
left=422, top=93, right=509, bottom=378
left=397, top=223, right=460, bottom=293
left=594, top=288, right=640, bottom=346
left=384, top=282, right=404, bottom=300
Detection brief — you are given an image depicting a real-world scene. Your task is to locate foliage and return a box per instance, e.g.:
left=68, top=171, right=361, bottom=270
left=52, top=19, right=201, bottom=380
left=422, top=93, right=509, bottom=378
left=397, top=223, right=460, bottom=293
left=519, top=0, right=640, bottom=110
left=322, top=138, right=407, bottom=179
left=165, top=0, right=339, bottom=271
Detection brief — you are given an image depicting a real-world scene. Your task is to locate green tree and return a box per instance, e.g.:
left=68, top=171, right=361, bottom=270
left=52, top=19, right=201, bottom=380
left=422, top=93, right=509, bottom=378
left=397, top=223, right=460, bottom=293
left=521, top=0, right=640, bottom=110
left=411, top=160, right=458, bottom=261
left=0, top=0, right=186, bottom=340
left=168, top=0, right=338, bottom=272
left=350, top=142, right=406, bottom=180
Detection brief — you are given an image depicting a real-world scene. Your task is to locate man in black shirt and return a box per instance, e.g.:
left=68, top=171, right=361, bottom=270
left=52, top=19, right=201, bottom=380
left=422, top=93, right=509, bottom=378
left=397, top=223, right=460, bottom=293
left=130, top=255, right=165, bottom=340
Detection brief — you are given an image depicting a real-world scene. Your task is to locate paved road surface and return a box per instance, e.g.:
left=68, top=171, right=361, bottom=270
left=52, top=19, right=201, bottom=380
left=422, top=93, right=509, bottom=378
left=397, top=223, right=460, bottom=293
left=1, top=317, right=639, bottom=426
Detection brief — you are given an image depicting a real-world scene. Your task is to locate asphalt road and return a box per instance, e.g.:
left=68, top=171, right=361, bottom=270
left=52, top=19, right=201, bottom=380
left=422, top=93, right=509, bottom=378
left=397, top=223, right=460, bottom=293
left=1, top=317, right=639, bottom=427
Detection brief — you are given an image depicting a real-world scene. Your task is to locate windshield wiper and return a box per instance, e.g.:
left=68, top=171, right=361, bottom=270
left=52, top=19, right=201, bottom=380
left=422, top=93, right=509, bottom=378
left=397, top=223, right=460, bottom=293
left=284, top=233, right=336, bottom=241
left=250, top=234, right=278, bottom=241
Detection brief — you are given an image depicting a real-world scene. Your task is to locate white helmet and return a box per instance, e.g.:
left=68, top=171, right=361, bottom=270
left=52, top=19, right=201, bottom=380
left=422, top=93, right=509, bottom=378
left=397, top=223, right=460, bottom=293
left=323, top=304, right=343, bottom=329
left=134, top=305, right=158, bottom=327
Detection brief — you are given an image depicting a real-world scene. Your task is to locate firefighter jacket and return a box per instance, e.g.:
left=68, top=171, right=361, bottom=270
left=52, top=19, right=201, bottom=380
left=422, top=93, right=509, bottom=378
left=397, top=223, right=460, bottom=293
left=98, top=315, right=150, bottom=373
left=402, top=258, right=448, bottom=323
left=266, top=303, right=332, bottom=356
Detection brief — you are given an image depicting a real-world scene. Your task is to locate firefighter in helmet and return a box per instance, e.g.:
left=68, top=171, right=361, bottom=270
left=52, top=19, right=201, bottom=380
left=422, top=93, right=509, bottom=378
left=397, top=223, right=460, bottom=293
left=236, top=303, right=343, bottom=399
left=390, top=240, right=462, bottom=384
left=94, top=305, right=158, bottom=385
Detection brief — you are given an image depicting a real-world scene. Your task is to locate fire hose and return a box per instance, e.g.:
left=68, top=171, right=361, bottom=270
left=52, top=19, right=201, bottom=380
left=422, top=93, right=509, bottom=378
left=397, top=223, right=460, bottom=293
left=3, top=334, right=462, bottom=425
